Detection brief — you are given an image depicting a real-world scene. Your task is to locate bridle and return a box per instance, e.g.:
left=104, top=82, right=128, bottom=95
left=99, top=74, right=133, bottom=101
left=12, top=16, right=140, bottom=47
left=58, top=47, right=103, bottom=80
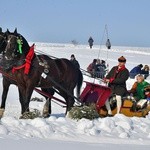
left=5, top=34, right=23, bottom=59
left=0, top=34, right=25, bottom=70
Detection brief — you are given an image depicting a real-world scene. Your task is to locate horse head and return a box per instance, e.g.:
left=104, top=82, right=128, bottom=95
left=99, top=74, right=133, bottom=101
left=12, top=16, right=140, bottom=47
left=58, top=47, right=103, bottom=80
left=4, top=28, right=30, bottom=61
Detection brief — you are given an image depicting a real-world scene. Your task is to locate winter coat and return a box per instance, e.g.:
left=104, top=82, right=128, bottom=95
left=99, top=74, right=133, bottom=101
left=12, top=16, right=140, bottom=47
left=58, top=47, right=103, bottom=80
left=134, top=81, right=149, bottom=100
left=129, top=82, right=138, bottom=94
left=70, top=59, right=80, bottom=69
left=88, top=38, right=94, bottom=46
left=106, top=66, right=129, bottom=96
left=130, top=66, right=142, bottom=78
left=87, top=63, right=96, bottom=73
left=141, top=69, right=149, bottom=79
left=96, top=64, right=106, bottom=78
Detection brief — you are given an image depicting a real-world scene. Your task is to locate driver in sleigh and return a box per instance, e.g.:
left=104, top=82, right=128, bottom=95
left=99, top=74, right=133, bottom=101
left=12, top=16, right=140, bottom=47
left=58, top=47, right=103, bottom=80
left=104, top=56, right=129, bottom=116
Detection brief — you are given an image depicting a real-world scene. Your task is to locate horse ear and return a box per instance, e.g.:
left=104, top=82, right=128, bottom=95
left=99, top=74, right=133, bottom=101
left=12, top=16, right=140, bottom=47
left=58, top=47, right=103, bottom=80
left=14, top=28, right=17, bottom=34
left=5, top=29, right=10, bottom=36
left=6, top=29, right=10, bottom=34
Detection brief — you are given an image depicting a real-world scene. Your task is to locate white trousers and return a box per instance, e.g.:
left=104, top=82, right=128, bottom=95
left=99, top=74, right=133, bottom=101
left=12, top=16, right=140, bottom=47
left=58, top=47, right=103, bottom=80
left=116, top=95, right=122, bottom=114
left=105, top=95, right=122, bottom=115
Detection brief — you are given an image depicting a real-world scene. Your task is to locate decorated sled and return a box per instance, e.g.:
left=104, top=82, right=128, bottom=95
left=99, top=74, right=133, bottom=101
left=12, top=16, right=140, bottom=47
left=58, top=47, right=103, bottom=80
left=80, top=81, right=150, bottom=117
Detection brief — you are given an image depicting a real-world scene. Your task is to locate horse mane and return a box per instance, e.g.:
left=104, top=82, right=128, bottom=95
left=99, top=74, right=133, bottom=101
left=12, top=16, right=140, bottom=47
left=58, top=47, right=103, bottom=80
left=0, top=32, right=7, bottom=54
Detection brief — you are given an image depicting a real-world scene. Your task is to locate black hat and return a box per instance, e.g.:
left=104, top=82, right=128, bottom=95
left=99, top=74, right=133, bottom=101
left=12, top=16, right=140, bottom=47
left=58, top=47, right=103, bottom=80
left=93, top=59, right=97, bottom=63
left=102, top=60, right=106, bottom=64
left=138, top=64, right=143, bottom=68
left=71, top=54, right=75, bottom=58
left=118, top=56, right=126, bottom=62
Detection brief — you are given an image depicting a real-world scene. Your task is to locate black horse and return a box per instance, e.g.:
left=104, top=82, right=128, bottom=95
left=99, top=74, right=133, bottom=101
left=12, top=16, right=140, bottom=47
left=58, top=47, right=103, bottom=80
left=0, top=30, right=18, bottom=113
left=2, top=29, right=83, bottom=117
left=0, top=30, right=55, bottom=117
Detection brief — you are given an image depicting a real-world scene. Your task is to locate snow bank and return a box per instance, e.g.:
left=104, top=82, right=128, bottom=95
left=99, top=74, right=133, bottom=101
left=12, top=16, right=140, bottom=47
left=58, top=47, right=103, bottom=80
left=1, top=112, right=150, bottom=146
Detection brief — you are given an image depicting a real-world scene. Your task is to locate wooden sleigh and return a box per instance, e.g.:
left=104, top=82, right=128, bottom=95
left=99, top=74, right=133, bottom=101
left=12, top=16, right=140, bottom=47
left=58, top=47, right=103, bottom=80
left=80, top=81, right=150, bottom=117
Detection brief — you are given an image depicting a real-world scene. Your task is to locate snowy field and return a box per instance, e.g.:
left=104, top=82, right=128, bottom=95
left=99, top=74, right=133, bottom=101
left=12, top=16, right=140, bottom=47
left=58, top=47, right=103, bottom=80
left=0, top=43, right=150, bottom=150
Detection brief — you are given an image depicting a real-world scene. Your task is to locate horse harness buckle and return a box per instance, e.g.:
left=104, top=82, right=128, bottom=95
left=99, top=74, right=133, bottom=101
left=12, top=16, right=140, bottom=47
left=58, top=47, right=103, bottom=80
left=37, top=56, right=50, bottom=85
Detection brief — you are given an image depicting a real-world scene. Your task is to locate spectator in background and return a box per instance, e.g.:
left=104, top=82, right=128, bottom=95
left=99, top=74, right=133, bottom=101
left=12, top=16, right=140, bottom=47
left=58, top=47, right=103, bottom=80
left=88, top=37, right=94, bottom=49
left=87, top=59, right=97, bottom=77
left=141, top=65, right=149, bottom=79
left=70, top=54, right=80, bottom=69
left=96, top=59, right=106, bottom=78
left=129, top=64, right=143, bottom=79
left=106, top=39, right=111, bottom=49
left=101, top=60, right=107, bottom=70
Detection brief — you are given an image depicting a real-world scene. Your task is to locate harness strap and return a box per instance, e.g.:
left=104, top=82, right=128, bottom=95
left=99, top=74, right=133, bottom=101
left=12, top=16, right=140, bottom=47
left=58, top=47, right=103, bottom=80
left=12, top=64, right=26, bottom=73
left=24, top=44, right=35, bottom=74
left=12, top=44, right=35, bottom=75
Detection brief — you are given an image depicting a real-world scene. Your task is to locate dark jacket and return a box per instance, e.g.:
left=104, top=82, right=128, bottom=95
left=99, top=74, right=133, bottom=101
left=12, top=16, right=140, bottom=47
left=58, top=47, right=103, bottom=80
left=141, top=69, right=149, bottom=79
left=87, top=62, right=96, bottom=73
left=88, top=37, right=94, bottom=46
left=130, top=66, right=142, bottom=78
left=96, top=64, right=106, bottom=78
left=106, top=66, right=129, bottom=96
left=70, top=59, right=80, bottom=69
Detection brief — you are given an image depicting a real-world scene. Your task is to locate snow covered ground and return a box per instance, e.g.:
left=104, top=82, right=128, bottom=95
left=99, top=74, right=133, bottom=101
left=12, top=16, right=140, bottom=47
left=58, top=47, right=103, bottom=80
left=0, top=43, right=150, bottom=150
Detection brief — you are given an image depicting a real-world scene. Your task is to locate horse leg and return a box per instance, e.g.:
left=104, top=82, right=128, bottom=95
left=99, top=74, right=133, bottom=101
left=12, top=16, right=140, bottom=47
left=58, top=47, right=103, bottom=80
left=18, top=85, right=34, bottom=115
left=42, top=88, right=55, bottom=118
left=66, top=89, right=75, bottom=113
left=17, top=86, right=27, bottom=114
left=58, top=88, right=74, bottom=116
left=0, top=78, right=11, bottom=118
left=1, top=78, right=10, bottom=109
left=18, top=88, right=24, bottom=114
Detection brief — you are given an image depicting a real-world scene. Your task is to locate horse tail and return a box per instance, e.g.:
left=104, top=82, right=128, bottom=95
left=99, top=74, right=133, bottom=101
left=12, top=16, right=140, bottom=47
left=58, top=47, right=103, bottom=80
left=76, top=69, right=83, bottom=98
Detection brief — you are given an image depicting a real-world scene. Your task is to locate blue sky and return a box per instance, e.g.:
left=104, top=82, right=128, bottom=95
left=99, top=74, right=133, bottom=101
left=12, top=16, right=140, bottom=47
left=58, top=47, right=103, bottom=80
left=0, top=0, right=150, bottom=47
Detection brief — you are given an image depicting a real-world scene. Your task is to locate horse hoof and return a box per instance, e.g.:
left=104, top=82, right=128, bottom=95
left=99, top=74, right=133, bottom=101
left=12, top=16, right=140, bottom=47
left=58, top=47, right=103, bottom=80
left=42, top=113, right=50, bottom=118
left=0, top=108, right=5, bottom=119
left=65, top=111, right=70, bottom=118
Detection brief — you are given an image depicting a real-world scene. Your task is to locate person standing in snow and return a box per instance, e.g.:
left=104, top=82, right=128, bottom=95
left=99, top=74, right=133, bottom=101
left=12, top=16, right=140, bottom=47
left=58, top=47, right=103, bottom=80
left=106, top=39, right=111, bottom=49
left=88, top=37, right=94, bottom=49
left=104, top=56, right=129, bottom=116
left=70, top=54, right=80, bottom=69
left=129, top=64, right=143, bottom=79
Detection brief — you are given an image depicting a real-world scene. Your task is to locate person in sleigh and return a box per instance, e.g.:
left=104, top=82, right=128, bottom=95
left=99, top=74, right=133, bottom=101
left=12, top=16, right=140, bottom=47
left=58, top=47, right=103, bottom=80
left=127, top=74, right=149, bottom=111
left=129, top=74, right=149, bottom=101
left=104, top=56, right=129, bottom=116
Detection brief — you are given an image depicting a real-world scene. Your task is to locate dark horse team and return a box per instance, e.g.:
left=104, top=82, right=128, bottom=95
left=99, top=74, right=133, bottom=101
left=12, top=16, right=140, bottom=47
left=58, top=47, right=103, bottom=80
left=0, top=29, right=83, bottom=118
